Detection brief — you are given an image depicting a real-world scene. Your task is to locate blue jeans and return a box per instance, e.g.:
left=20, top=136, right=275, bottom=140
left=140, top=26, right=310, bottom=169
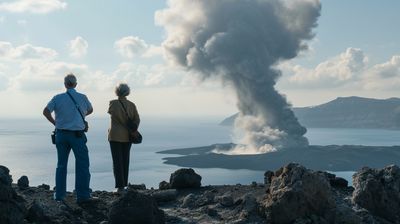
left=55, top=129, right=91, bottom=201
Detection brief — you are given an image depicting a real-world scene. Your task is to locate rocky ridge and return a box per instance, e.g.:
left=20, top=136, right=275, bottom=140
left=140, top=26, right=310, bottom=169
left=1, top=164, right=399, bottom=224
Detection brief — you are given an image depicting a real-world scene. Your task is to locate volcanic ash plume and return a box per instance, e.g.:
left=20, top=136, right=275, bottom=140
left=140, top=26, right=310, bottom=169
left=156, top=0, right=321, bottom=153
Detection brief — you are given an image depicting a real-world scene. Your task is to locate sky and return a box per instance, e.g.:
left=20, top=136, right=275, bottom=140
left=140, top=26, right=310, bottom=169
left=1, top=0, right=400, bottom=118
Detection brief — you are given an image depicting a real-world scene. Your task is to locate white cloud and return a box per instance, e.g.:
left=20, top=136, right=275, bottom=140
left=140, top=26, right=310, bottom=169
left=281, top=48, right=367, bottom=88
left=142, top=45, right=163, bottom=58
left=0, top=41, right=57, bottom=60
left=114, top=36, right=163, bottom=59
left=0, top=0, right=67, bottom=14
left=0, top=42, right=13, bottom=58
left=69, top=36, right=88, bottom=58
left=363, top=55, right=400, bottom=90
left=279, top=48, right=400, bottom=91
left=115, top=36, right=148, bottom=58
left=12, top=44, right=58, bottom=60
left=9, top=60, right=89, bottom=91
left=369, top=55, right=400, bottom=79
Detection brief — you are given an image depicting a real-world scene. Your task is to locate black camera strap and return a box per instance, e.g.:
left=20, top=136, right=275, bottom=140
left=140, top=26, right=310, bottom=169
left=67, top=91, right=86, bottom=125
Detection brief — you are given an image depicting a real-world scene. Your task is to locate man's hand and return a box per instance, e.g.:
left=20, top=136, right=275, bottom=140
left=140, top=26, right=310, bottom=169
left=43, top=108, right=55, bottom=126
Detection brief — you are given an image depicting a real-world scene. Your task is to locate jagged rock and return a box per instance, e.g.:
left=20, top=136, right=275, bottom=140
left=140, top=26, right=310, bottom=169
left=264, top=170, right=274, bottom=190
left=181, top=193, right=196, bottom=208
left=108, top=190, right=165, bottom=224
left=203, top=190, right=215, bottom=203
left=0, top=165, right=27, bottom=224
left=240, top=193, right=257, bottom=213
left=352, top=165, right=400, bottom=223
left=205, top=206, right=218, bottom=217
left=0, top=165, right=12, bottom=185
left=152, top=189, right=177, bottom=203
left=18, top=175, right=29, bottom=189
left=317, top=171, right=348, bottom=188
left=334, top=204, right=362, bottom=224
left=37, top=183, right=50, bottom=190
left=159, top=181, right=170, bottom=190
left=261, top=163, right=336, bottom=224
left=128, top=183, right=146, bottom=190
left=331, top=177, right=348, bottom=188
left=27, top=199, right=49, bottom=223
left=218, top=193, right=234, bottom=207
left=169, top=168, right=201, bottom=189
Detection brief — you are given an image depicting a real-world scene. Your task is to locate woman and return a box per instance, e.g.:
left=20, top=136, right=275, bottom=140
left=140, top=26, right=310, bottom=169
left=108, top=83, right=140, bottom=192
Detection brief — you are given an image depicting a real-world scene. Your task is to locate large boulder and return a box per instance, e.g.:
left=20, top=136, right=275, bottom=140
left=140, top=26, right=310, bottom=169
left=17, top=176, right=29, bottom=190
left=169, top=168, right=201, bottom=189
left=352, top=165, right=400, bottom=223
left=261, top=163, right=336, bottom=224
left=108, top=190, right=165, bottom=224
left=0, top=165, right=27, bottom=224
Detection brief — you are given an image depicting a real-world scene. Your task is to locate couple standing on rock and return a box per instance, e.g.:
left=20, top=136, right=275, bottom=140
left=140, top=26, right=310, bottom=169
left=42, top=73, right=140, bottom=204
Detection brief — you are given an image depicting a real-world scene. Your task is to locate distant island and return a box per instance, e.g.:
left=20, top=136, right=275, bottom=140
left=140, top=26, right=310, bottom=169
left=221, top=96, right=400, bottom=129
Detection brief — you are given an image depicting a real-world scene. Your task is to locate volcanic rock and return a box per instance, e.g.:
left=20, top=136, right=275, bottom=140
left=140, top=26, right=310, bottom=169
left=352, top=165, right=400, bottom=223
left=151, top=189, right=177, bottom=203
left=18, top=175, right=29, bottom=189
left=158, top=181, right=170, bottom=190
left=108, top=189, right=165, bottom=224
left=0, top=165, right=27, bottom=224
left=261, top=163, right=336, bottom=223
left=169, top=168, right=201, bottom=189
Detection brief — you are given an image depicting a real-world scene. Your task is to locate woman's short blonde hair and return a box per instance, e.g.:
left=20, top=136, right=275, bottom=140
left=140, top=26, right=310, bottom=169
left=115, top=83, right=130, bottom=97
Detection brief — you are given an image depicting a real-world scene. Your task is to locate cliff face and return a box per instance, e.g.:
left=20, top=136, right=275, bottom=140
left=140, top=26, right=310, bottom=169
left=221, top=96, right=400, bottom=129
left=1, top=163, right=400, bottom=223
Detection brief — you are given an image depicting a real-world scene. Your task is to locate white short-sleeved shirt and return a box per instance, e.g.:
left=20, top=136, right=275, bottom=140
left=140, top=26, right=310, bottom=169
left=46, top=88, right=93, bottom=131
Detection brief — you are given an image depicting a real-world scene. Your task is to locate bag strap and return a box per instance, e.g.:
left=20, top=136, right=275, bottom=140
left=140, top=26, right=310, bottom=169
left=118, top=100, right=138, bottom=131
left=66, top=91, right=86, bottom=124
left=118, top=100, right=130, bottom=119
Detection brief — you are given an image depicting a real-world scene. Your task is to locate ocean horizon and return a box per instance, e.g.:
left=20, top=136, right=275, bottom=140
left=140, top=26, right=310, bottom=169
left=1, top=116, right=400, bottom=191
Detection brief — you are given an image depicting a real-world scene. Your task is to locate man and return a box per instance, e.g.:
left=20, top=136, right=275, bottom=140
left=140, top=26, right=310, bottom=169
left=43, top=73, right=95, bottom=204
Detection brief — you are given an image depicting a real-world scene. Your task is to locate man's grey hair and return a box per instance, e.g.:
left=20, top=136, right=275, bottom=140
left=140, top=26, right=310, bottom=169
left=115, top=83, right=130, bottom=97
left=64, top=73, right=77, bottom=87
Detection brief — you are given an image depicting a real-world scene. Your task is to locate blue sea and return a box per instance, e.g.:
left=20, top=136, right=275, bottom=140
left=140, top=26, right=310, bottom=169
left=1, top=117, right=400, bottom=191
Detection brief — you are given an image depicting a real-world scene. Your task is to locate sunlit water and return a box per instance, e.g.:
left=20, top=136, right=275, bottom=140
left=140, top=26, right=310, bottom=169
left=1, top=117, right=400, bottom=190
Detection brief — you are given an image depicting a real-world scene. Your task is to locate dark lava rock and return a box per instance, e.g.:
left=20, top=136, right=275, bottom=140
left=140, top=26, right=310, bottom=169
left=0, top=165, right=12, bottom=185
left=352, top=165, right=400, bottom=223
left=17, top=175, right=29, bottom=189
left=317, top=171, right=348, bottom=188
left=264, top=171, right=274, bottom=185
left=37, top=183, right=50, bottom=190
left=169, top=168, right=201, bottom=189
left=181, top=193, right=196, bottom=208
left=218, top=193, right=234, bottom=207
left=128, top=183, right=147, bottom=190
left=261, top=163, right=336, bottom=224
left=159, top=180, right=170, bottom=190
left=108, top=190, right=165, bottom=224
left=152, top=189, right=177, bottom=203
left=0, top=165, right=27, bottom=224
left=330, top=177, right=348, bottom=188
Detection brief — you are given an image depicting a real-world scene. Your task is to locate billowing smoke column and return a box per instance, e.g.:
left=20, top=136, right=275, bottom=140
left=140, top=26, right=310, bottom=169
left=156, top=0, right=321, bottom=153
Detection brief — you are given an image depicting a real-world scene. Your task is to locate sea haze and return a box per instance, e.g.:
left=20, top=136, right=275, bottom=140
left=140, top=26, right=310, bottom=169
left=1, top=117, right=400, bottom=191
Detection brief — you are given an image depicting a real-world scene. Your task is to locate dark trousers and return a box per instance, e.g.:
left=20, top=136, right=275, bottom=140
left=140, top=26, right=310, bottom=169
left=109, top=141, right=132, bottom=188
